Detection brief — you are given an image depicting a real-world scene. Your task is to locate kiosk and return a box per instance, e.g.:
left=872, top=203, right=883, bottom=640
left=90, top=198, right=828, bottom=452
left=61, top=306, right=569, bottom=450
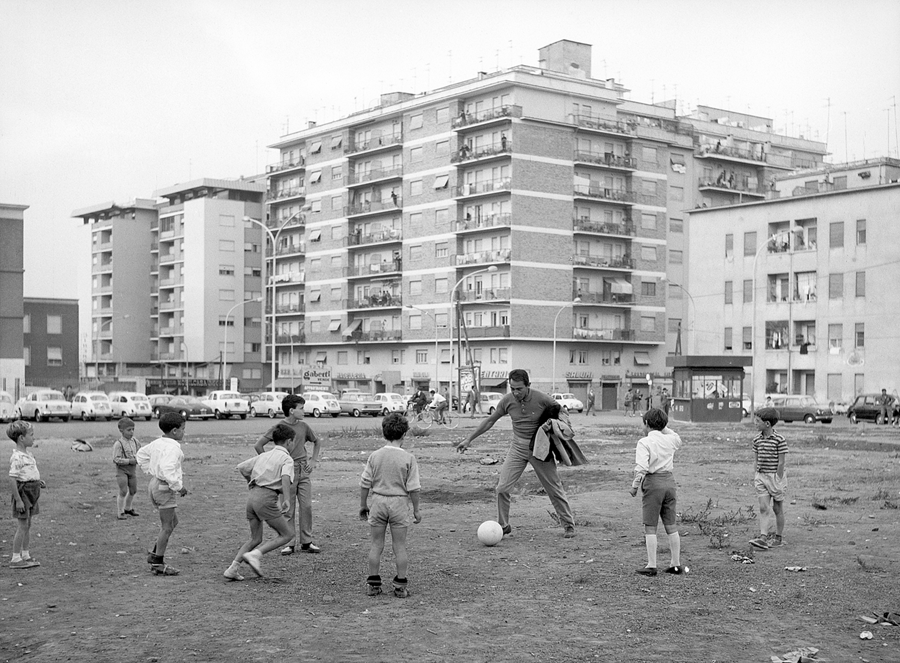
left=665, top=356, right=751, bottom=423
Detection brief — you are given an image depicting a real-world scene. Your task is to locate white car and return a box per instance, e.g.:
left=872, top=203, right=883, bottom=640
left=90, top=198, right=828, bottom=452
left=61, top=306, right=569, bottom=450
left=70, top=392, right=113, bottom=421
left=302, top=391, right=341, bottom=418
left=15, top=389, right=71, bottom=422
left=551, top=392, right=584, bottom=413
left=480, top=392, right=504, bottom=415
left=0, top=390, right=15, bottom=423
left=373, top=392, right=407, bottom=415
left=202, top=391, right=250, bottom=419
left=251, top=392, right=288, bottom=418
left=109, top=392, right=153, bottom=420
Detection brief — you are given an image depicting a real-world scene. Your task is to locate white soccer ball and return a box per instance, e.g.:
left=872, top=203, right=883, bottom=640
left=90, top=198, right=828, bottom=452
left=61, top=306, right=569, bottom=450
left=477, top=520, right=504, bottom=546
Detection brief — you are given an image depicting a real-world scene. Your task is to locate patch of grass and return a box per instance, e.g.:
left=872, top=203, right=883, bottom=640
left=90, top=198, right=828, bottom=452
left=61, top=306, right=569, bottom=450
left=326, top=426, right=384, bottom=439
left=801, top=513, right=827, bottom=526
left=679, top=498, right=756, bottom=549
left=871, top=489, right=892, bottom=501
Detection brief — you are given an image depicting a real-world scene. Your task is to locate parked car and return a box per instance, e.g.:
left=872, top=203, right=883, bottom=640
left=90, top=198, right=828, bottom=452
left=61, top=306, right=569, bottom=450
left=109, top=392, right=153, bottom=420
left=154, top=396, right=214, bottom=420
left=480, top=392, right=503, bottom=415
left=551, top=392, right=584, bottom=413
left=301, top=392, right=341, bottom=418
left=373, top=392, right=406, bottom=415
left=847, top=393, right=897, bottom=425
left=769, top=395, right=833, bottom=424
left=0, top=390, right=15, bottom=423
left=202, top=391, right=250, bottom=419
left=15, top=389, right=71, bottom=422
left=338, top=392, right=382, bottom=417
left=149, top=394, right=174, bottom=417
left=70, top=392, right=113, bottom=421
left=251, top=392, right=288, bottom=418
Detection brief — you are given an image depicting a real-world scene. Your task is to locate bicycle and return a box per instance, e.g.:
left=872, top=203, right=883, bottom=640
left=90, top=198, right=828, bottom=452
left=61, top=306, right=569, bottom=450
left=413, top=405, right=458, bottom=430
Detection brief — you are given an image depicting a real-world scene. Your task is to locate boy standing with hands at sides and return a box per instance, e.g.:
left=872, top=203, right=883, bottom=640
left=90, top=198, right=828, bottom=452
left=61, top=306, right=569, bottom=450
left=224, top=423, right=296, bottom=580
left=748, top=407, right=787, bottom=550
left=7, top=421, right=44, bottom=569
left=136, top=412, right=187, bottom=576
left=630, top=408, right=685, bottom=576
left=359, top=413, right=421, bottom=598
left=113, top=417, right=141, bottom=520
left=254, top=394, right=322, bottom=555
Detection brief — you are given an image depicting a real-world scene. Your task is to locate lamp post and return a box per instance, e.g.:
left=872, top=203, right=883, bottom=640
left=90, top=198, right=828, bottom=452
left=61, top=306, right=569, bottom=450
left=750, top=233, right=783, bottom=415
left=664, top=280, right=696, bottom=355
left=243, top=212, right=302, bottom=395
left=407, top=304, right=440, bottom=392
left=449, top=265, right=498, bottom=411
left=551, top=298, right=581, bottom=393
left=222, top=296, right=263, bottom=390
left=180, top=341, right=189, bottom=395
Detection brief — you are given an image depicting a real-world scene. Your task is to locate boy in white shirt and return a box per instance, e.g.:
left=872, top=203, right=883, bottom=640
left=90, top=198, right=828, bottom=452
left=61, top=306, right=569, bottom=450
left=7, top=421, right=45, bottom=569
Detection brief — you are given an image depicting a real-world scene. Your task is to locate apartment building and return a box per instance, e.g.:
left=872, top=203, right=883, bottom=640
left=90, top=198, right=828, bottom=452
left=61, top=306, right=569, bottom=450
left=0, top=203, right=27, bottom=400
left=264, top=40, right=826, bottom=407
left=686, top=157, right=900, bottom=404
left=23, top=298, right=79, bottom=389
left=73, top=178, right=267, bottom=394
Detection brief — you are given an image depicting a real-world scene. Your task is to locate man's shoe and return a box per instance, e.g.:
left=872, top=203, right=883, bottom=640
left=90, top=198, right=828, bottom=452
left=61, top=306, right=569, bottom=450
left=501, top=524, right=512, bottom=537
left=242, top=549, right=264, bottom=576
left=749, top=536, right=770, bottom=550
left=366, top=584, right=383, bottom=596
left=636, top=567, right=658, bottom=576
left=125, top=509, right=140, bottom=517
left=393, top=586, right=409, bottom=598
left=564, top=526, right=576, bottom=538
left=280, top=545, right=295, bottom=556
left=300, top=543, right=321, bottom=554
left=768, top=534, right=785, bottom=547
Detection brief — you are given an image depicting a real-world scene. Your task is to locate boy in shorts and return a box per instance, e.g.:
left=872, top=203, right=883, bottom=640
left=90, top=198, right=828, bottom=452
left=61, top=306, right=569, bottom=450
left=630, top=408, right=684, bottom=576
left=136, top=413, right=187, bottom=576
left=8, top=421, right=44, bottom=569
left=224, top=423, right=295, bottom=580
left=359, top=413, right=421, bottom=598
left=113, top=417, right=141, bottom=519
left=748, top=407, right=787, bottom=549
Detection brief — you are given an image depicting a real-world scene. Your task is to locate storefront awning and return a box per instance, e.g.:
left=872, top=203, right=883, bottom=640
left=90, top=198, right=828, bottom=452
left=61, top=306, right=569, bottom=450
left=265, top=379, right=301, bottom=391
left=608, top=278, right=633, bottom=294
left=342, top=319, right=362, bottom=337
left=480, top=377, right=508, bottom=388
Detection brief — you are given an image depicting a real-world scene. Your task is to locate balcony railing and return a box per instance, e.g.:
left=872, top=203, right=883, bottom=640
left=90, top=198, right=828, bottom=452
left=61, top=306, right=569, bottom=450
left=573, top=327, right=635, bottom=341
left=573, top=184, right=635, bottom=204
left=267, top=158, right=306, bottom=174
left=266, top=187, right=306, bottom=202
left=572, top=114, right=636, bottom=137
left=348, top=294, right=403, bottom=309
left=457, top=287, right=511, bottom=302
left=271, top=242, right=306, bottom=257
left=345, top=260, right=403, bottom=278
left=572, top=255, right=635, bottom=269
left=696, top=143, right=768, bottom=163
left=573, top=151, right=637, bottom=170
left=455, top=213, right=512, bottom=232
left=451, top=140, right=512, bottom=164
left=347, top=228, right=402, bottom=247
left=275, top=304, right=305, bottom=314
left=275, top=333, right=306, bottom=344
left=574, top=290, right=635, bottom=306
left=271, top=271, right=305, bottom=284
left=345, top=197, right=403, bottom=217
left=350, top=330, right=403, bottom=342
left=159, top=300, right=182, bottom=310
left=266, top=214, right=306, bottom=230
left=572, top=217, right=635, bottom=237
left=455, top=248, right=511, bottom=266
left=697, top=177, right=766, bottom=196
left=452, top=104, right=522, bottom=128
left=452, top=179, right=512, bottom=198
left=158, top=325, right=184, bottom=336
left=158, top=352, right=183, bottom=360
left=346, top=165, right=404, bottom=186
left=344, top=133, right=403, bottom=155
left=464, top=325, right=510, bottom=338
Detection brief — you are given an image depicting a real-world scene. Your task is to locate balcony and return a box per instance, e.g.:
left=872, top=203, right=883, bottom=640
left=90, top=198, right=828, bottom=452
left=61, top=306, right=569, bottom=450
left=574, top=290, right=635, bottom=306
left=346, top=165, right=403, bottom=187
left=347, top=227, right=402, bottom=247
left=454, top=213, right=511, bottom=233
left=159, top=252, right=178, bottom=264
left=348, top=294, right=403, bottom=310
left=451, top=140, right=512, bottom=165
left=92, top=261, right=113, bottom=274
left=573, top=151, right=637, bottom=171
left=349, top=330, right=403, bottom=342
left=572, top=254, right=635, bottom=270
left=271, top=271, right=305, bottom=284
left=266, top=158, right=305, bottom=174
left=455, top=248, right=511, bottom=266
left=572, top=114, right=635, bottom=138
left=158, top=325, right=184, bottom=336
left=158, top=352, right=184, bottom=361
left=275, top=303, right=305, bottom=314
left=266, top=214, right=306, bottom=231
left=695, top=143, right=770, bottom=166
left=345, top=197, right=403, bottom=218
left=573, top=217, right=635, bottom=237
left=159, top=299, right=182, bottom=311
left=345, top=133, right=403, bottom=156
left=573, top=327, right=635, bottom=341
left=697, top=176, right=766, bottom=198
left=159, top=277, right=178, bottom=287
left=457, top=287, right=511, bottom=303
left=452, top=104, right=522, bottom=129
left=275, top=333, right=306, bottom=344
left=345, top=260, right=403, bottom=278
left=266, top=187, right=306, bottom=203
left=573, top=184, right=635, bottom=205
left=452, top=178, right=511, bottom=199
left=463, top=325, right=510, bottom=338
left=271, top=242, right=306, bottom=257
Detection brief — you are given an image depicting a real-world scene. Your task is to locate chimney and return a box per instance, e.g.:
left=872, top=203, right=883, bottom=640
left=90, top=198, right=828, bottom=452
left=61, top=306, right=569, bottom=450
left=308, top=121, right=317, bottom=129
left=538, top=40, right=592, bottom=79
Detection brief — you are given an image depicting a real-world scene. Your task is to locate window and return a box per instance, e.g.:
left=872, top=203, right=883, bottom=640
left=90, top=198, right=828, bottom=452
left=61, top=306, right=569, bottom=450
left=409, top=313, right=422, bottom=330
left=739, top=279, right=752, bottom=303
left=332, top=166, right=342, bottom=181
left=337, top=351, right=348, bottom=365
left=433, top=174, right=450, bottom=189
left=330, top=135, right=342, bottom=150
left=640, top=315, right=656, bottom=332
left=724, top=327, right=733, bottom=351
left=667, top=318, right=681, bottom=333
left=569, top=350, right=588, bottom=365
left=327, top=319, right=341, bottom=332
left=311, top=200, right=321, bottom=213
left=641, top=281, right=656, bottom=296
left=218, top=317, right=235, bottom=327
left=744, top=231, right=757, bottom=256
left=670, top=186, right=684, bottom=202
left=669, top=218, right=683, bottom=233
left=829, top=221, right=844, bottom=248
left=435, top=277, right=448, bottom=293
left=416, top=350, right=428, bottom=364
left=219, top=214, right=234, bottom=227
left=435, top=242, right=448, bottom=258
left=856, top=219, right=866, bottom=244
left=855, top=271, right=865, bottom=297
left=332, top=195, right=341, bottom=210
left=310, top=140, right=322, bottom=154
left=828, top=273, right=843, bottom=299
left=601, top=349, right=621, bottom=366
left=219, top=240, right=235, bottom=252
left=330, top=286, right=341, bottom=301
left=669, top=249, right=683, bottom=264
left=219, top=289, right=235, bottom=301
left=409, top=245, right=423, bottom=261
left=244, top=242, right=260, bottom=253
left=742, top=327, right=752, bottom=350
left=308, top=229, right=322, bottom=243
left=855, top=323, right=865, bottom=348
left=410, top=146, right=423, bottom=162
left=642, top=146, right=657, bottom=162
left=23, top=314, right=30, bottom=333
left=47, top=315, right=62, bottom=334
left=310, top=319, right=321, bottom=333
left=724, top=281, right=733, bottom=304
left=331, top=226, right=342, bottom=241
left=46, top=346, right=63, bottom=366
left=725, top=234, right=733, bottom=257
left=436, top=107, right=449, bottom=124
left=668, top=283, right=682, bottom=299
left=641, top=213, right=657, bottom=230
left=410, top=180, right=423, bottom=196
left=409, top=280, right=422, bottom=296
left=23, top=346, right=30, bottom=366
left=242, top=368, right=262, bottom=379
left=640, top=245, right=657, bottom=261
left=219, top=265, right=235, bottom=276
left=310, top=171, right=322, bottom=184
left=435, top=208, right=449, bottom=225
left=409, top=113, right=423, bottom=130
left=435, top=312, right=448, bottom=328
left=436, top=140, right=449, bottom=155
left=828, top=323, right=843, bottom=350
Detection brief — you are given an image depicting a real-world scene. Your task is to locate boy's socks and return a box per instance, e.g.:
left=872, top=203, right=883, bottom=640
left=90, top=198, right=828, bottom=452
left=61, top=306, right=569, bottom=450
left=668, top=532, right=681, bottom=567
left=366, top=575, right=382, bottom=596
left=392, top=576, right=409, bottom=598
left=644, top=534, right=658, bottom=568
left=11, top=553, right=22, bottom=563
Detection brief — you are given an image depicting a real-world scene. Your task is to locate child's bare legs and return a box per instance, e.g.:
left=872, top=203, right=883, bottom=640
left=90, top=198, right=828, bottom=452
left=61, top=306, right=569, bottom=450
left=116, top=473, right=129, bottom=515
left=390, top=525, right=410, bottom=580
left=13, top=515, right=30, bottom=556
left=155, top=507, right=178, bottom=559
left=125, top=474, right=137, bottom=512
left=771, top=498, right=785, bottom=537
left=233, top=516, right=294, bottom=562
left=756, top=493, right=773, bottom=535
left=368, top=525, right=387, bottom=577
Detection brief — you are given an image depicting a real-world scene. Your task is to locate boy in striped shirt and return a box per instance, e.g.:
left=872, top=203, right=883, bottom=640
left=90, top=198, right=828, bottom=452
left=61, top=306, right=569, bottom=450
left=749, top=407, right=788, bottom=550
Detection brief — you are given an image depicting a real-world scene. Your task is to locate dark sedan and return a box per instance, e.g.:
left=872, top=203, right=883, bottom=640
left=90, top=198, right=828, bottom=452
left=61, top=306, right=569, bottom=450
left=154, top=396, right=214, bottom=420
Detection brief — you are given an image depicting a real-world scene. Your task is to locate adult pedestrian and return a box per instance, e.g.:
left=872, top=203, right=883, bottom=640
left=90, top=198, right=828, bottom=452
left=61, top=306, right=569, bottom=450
left=661, top=388, right=671, bottom=416
left=877, top=389, right=894, bottom=426
left=454, top=369, right=577, bottom=539
left=585, top=387, right=596, bottom=416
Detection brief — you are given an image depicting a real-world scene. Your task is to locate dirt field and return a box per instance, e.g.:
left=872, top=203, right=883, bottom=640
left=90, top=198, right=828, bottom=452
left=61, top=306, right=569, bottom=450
left=1, top=417, right=898, bottom=663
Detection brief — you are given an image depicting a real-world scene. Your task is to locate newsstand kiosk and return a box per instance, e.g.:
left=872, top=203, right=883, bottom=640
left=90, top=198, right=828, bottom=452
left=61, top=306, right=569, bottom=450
left=665, top=355, right=751, bottom=423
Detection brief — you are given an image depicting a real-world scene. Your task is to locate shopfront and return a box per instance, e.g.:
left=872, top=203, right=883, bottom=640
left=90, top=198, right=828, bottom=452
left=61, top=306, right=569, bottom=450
left=666, top=356, right=751, bottom=423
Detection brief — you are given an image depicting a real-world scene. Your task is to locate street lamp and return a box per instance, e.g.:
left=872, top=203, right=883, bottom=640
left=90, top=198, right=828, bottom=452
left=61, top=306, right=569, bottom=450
left=448, top=265, right=498, bottom=411
left=407, top=305, right=440, bottom=392
left=243, top=212, right=302, bottom=395
left=551, top=298, right=581, bottom=393
left=750, top=233, right=784, bottom=415
left=221, top=296, right=264, bottom=390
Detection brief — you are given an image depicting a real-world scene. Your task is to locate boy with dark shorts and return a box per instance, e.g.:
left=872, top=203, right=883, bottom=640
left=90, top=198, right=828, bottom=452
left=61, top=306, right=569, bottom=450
left=7, top=421, right=44, bottom=569
left=749, top=407, right=787, bottom=549
left=113, top=417, right=141, bottom=519
left=630, top=408, right=685, bottom=576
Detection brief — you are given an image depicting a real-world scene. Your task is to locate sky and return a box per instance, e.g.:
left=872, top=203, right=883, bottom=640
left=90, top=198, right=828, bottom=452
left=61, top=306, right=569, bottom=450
left=2, top=0, right=899, bottom=301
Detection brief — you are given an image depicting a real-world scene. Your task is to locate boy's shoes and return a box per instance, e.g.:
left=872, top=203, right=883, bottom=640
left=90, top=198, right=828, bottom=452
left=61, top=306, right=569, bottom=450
left=664, top=566, right=686, bottom=575
left=280, top=546, right=295, bottom=556
left=21, top=555, right=39, bottom=566
left=150, top=564, right=180, bottom=576
left=564, top=526, right=577, bottom=538
left=366, top=584, right=383, bottom=596
left=393, top=586, right=409, bottom=598
left=9, top=559, right=40, bottom=569
left=223, top=564, right=245, bottom=581
left=242, top=549, right=264, bottom=576
left=117, top=513, right=128, bottom=520
left=124, top=509, right=140, bottom=517
left=636, top=567, right=658, bottom=576
left=501, top=524, right=512, bottom=537
left=300, top=543, right=321, bottom=554
left=749, top=536, right=770, bottom=550
left=767, top=534, right=785, bottom=547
